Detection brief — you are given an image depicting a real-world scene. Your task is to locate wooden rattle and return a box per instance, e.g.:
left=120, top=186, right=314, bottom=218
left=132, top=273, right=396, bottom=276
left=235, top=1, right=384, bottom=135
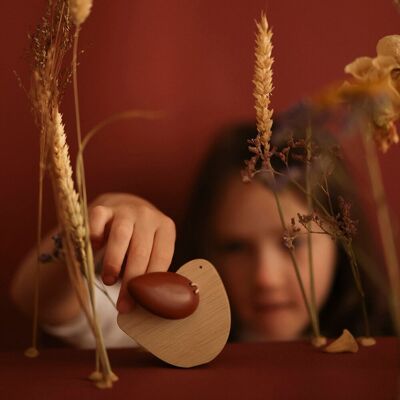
left=117, top=259, right=231, bottom=368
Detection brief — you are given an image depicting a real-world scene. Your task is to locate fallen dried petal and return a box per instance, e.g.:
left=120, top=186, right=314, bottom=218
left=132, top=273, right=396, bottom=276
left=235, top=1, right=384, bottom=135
left=357, top=336, right=377, bottom=347
left=24, top=347, right=39, bottom=358
left=324, top=329, right=359, bottom=353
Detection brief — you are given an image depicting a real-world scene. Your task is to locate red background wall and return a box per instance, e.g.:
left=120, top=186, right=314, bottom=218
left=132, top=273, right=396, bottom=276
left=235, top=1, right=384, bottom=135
left=1, top=0, right=400, bottom=349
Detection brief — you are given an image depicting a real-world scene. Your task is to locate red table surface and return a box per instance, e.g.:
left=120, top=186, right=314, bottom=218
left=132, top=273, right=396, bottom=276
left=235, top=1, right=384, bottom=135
left=0, top=338, right=399, bottom=400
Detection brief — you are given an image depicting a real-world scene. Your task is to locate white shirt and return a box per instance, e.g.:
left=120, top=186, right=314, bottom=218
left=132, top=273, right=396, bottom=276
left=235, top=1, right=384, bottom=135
left=43, top=280, right=137, bottom=349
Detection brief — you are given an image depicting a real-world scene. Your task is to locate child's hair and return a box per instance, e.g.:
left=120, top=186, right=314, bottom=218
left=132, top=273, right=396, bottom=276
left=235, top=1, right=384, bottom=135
left=174, top=112, right=394, bottom=339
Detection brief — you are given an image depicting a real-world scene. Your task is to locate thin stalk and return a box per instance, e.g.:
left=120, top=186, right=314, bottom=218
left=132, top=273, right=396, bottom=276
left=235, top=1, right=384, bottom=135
left=268, top=163, right=370, bottom=336
left=323, top=174, right=335, bottom=217
left=76, top=109, right=163, bottom=177
left=344, top=242, right=371, bottom=337
left=266, top=166, right=319, bottom=339
left=72, top=26, right=85, bottom=197
left=50, top=2, right=65, bottom=81
left=86, top=244, right=115, bottom=382
left=271, top=170, right=333, bottom=220
left=82, top=110, right=163, bottom=151
left=71, top=25, right=116, bottom=383
left=305, top=123, right=320, bottom=337
left=361, top=129, right=400, bottom=335
left=27, top=143, right=47, bottom=357
left=94, top=280, right=117, bottom=308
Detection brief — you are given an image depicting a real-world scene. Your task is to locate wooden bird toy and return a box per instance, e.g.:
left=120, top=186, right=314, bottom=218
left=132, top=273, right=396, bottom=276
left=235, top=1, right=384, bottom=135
left=117, top=259, right=231, bottom=368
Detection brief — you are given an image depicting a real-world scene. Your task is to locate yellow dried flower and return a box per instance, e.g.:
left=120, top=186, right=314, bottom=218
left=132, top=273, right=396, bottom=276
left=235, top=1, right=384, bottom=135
left=253, top=11, right=274, bottom=153
left=69, top=0, right=93, bottom=26
left=377, top=34, right=400, bottom=62
left=344, top=56, right=397, bottom=83
left=344, top=35, right=400, bottom=152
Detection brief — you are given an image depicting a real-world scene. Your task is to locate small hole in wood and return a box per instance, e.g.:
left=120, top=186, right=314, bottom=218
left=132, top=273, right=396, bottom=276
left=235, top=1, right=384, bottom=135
left=199, top=265, right=203, bottom=269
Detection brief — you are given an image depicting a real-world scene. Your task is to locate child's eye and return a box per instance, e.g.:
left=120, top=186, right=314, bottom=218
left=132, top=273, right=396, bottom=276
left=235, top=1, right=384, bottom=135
left=218, top=240, right=248, bottom=254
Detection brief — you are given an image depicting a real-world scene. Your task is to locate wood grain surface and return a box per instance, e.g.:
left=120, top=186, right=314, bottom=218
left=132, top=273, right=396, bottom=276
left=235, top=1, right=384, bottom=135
left=118, top=259, right=231, bottom=367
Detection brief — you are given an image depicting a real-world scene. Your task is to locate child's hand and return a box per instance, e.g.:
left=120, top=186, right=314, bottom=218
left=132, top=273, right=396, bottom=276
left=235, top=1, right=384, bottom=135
left=89, top=193, right=176, bottom=313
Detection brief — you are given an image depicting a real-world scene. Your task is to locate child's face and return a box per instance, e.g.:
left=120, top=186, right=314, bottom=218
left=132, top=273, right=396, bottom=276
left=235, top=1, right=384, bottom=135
left=210, top=175, right=336, bottom=341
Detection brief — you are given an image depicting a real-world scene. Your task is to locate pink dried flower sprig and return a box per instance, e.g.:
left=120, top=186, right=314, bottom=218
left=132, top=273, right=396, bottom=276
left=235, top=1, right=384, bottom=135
left=297, top=196, right=358, bottom=244
left=243, top=136, right=275, bottom=182
left=282, top=218, right=302, bottom=250
left=244, top=130, right=338, bottom=182
left=336, top=196, right=359, bottom=241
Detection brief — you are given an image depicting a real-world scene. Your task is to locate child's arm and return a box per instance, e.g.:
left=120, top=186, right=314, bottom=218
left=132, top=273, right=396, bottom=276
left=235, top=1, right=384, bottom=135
left=10, top=193, right=176, bottom=326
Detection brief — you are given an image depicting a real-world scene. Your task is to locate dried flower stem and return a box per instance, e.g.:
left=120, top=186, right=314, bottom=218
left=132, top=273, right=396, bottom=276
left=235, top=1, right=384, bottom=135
left=305, top=123, right=320, bottom=337
left=323, top=173, right=335, bottom=216
left=25, top=131, right=47, bottom=358
left=273, top=187, right=320, bottom=335
left=72, top=26, right=84, bottom=189
left=75, top=109, right=164, bottom=176
left=344, top=242, right=371, bottom=337
left=82, top=110, right=164, bottom=150
left=71, top=23, right=116, bottom=384
left=33, top=113, right=53, bottom=356
left=362, top=126, right=400, bottom=335
left=273, top=168, right=371, bottom=336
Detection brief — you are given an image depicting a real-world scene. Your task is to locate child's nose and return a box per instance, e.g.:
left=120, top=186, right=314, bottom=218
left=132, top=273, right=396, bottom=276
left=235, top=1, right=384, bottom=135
left=254, top=243, right=287, bottom=289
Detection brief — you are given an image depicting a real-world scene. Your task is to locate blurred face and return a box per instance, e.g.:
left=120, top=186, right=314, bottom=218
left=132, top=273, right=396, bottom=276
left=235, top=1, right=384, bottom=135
left=210, top=175, right=336, bottom=341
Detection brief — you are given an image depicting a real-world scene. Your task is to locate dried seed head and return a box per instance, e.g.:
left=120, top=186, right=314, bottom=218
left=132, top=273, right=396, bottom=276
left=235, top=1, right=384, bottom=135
left=253, top=11, right=274, bottom=151
left=69, top=0, right=93, bottom=26
left=244, top=11, right=274, bottom=181
left=50, top=110, right=87, bottom=259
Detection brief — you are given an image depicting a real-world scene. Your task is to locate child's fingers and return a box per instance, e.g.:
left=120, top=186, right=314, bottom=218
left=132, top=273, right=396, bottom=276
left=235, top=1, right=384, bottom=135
left=88, top=205, right=113, bottom=249
left=117, top=219, right=156, bottom=313
left=102, top=217, right=134, bottom=285
left=147, top=218, right=176, bottom=273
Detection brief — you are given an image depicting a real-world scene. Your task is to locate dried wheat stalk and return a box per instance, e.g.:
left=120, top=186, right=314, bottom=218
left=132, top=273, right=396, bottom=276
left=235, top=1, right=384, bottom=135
left=248, top=12, right=321, bottom=342
left=253, top=11, right=274, bottom=154
left=27, top=0, right=116, bottom=388
left=49, top=108, right=116, bottom=387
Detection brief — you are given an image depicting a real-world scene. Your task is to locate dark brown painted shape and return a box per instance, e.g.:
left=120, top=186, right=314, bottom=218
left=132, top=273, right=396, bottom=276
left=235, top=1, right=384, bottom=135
left=127, top=272, right=199, bottom=319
